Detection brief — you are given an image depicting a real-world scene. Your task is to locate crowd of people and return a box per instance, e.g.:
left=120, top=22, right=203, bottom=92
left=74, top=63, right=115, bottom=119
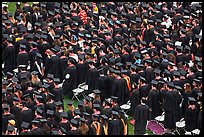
left=2, top=2, right=202, bottom=135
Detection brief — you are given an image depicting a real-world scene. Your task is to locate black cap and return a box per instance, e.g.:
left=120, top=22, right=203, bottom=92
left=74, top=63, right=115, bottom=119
left=193, top=79, right=200, bottom=83
left=154, top=69, right=161, bottom=75
left=3, top=104, right=9, bottom=109
left=7, top=72, right=14, bottom=77
left=197, top=93, right=202, bottom=98
left=167, top=82, right=174, bottom=88
left=53, top=78, right=60, bottom=83
left=188, top=97, right=196, bottom=102
left=21, top=122, right=29, bottom=129
left=47, top=110, right=54, bottom=115
left=67, top=101, right=73, bottom=105
left=93, top=103, right=100, bottom=108
left=47, top=74, right=54, bottom=79
left=40, top=118, right=47, bottom=123
left=31, top=71, right=39, bottom=75
left=92, top=114, right=99, bottom=118
left=22, top=93, right=30, bottom=99
left=179, top=69, right=187, bottom=76
left=83, top=112, right=91, bottom=117
left=36, top=108, right=43, bottom=114
left=36, top=95, right=43, bottom=99
left=175, top=86, right=182, bottom=90
left=61, top=112, right=68, bottom=118
left=6, top=87, right=13, bottom=91
left=55, top=101, right=63, bottom=106
left=42, top=83, right=50, bottom=89
left=151, top=80, right=158, bottom=85
left=173, top=71, right=180, bottom=76
left=135, top=17, right=142, bottom=22
left=74, top=109, right=80, bottom=115
left=101, top=114, right=108, bottom=120
left=31, top=120, right=40, bottom=124
left=80, top=117, right=86, bottom=122
left=7, top=126, right=15, bottom=131
left=2, top=80, right=8, bottom=85
left=78, top=101, right=84, bottom=107
left=47, top=92, right=54, bottom=98
left=139, top=76, right=146, bottom=82
left=71, top=119, right=78, bottom=125
left=51, top=131, right=60, bottom=135
left=93, top=89, right=101, bottom=94
left=112, top=111, right=119, bottom=116
left=12, top=96, right=19, bottom=102
left=115, top=62, right=123, bottom=67
left=111, top=96, right=118, bottom=102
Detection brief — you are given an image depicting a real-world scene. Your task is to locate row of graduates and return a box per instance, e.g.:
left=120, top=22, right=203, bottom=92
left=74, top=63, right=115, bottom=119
left=2, top=69, right=128, bottom=135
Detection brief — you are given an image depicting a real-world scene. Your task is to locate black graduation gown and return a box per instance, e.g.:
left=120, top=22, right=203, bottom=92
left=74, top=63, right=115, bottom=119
left=30, top=127, right=44, bottom=135
left=2, top=45, right=15, bottom=74
left=111, top=78, right=128, bottom=105
left=181, top=92, right=192, bottom=117
left=62, top=65, right=78, bottom=98
left=101, top=107, right=112, bottom=118
left=89, top=121, right=103, bottom=135
left=59, top=57, right=68, bottom=82
left=134, top=104, right=150, bottom=135
left=2, top=113, right=16, bottom=134
left=145, top=67, right=155, bottom=84
left=17, top=51, right=29, bottom=66
left=76, top=62, right=87, bottom=85
left=163, top=91, right=177, bottom=129
left=19, top=108, right=34, bottom=128
left=45, top=55, right=61, bottom=79
left=67, top=110, right=74, bottom=121
left=96, top=75, right=109, bottom=101
left=121, top=54, right=130, bottom=65
left=10, top=106, right=21, bottom=128
left=108, top=119, right=121, bottom=135
left=130, top=73, right=140, bottom=85
left=147, top=89, right=161, bottom=119
left=197, top=110, right=202, bottom=135
left=51, top=87, right=64, bottom=103
left=86, top=68, right=99, bottom=93
left=67, top=129, right=81, bottom=135
left=20, top=131, right=31, bottom=135
left=184, top=107, right=199, bottom=131
left=59, top=122, right=71, bottom=134
left=46, top=102, right=56, bottom=111
left=129, top=89, right=140, bottom=117
left=139, top=84, right=149, bottom=99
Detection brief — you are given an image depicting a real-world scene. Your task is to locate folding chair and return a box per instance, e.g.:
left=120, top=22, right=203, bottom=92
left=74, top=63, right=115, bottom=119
left=72, top=83, right=88, bottom=101
left=155, top=112, right=165, bottom=122
left=191, top=129, right=200, bottom=135
left=120, top=100, right=131, bottom=113
left=174, top=118, right=186, bottom=135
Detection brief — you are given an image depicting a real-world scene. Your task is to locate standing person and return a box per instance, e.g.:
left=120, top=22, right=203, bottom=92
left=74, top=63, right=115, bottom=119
left=62, top=58, right=78, bottom=98
left=134, top=97, right=150, bottom=135
left=163, top=82, right=177, bottom=131
left=108, top=111, right=121, bottom=135
left=2, top=37, right=16, bottom=74
left=184, top=97, right=199, bottom=132
left=17, top=44, right=30, bottom=67
left=147, top=80, right=161, bottom=120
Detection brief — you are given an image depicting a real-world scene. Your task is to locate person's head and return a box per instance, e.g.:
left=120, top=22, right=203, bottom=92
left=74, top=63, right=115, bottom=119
left=184, top=83, right=191, bottom=92
left=141, top=97, right=147, bottom=104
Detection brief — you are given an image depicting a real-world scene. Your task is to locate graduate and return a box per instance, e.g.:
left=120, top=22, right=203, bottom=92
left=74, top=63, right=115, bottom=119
left=134, top=97, right=150, bottom=135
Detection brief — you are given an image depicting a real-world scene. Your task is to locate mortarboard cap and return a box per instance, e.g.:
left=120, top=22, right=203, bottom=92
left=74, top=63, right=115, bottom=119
left=93, top=89, right=101, bottom=94
left=80, top=117, right=86, bottom=122
left=71, top=119, right=78, bottom=125
left=12, top=76, right=19, bottom=82
left=83, top=112, right=91, bottom=117
left=197, top=62, right=202, bottom=67
left=3, top=104, right=9, bottom=109
left=101, top=114, right=108, bottom=120
left=67, top=101, right=73, bottom=105
left=7, top=87, right=13, bottom=91
left=40, top=118, right=47, bottom=123
left=175, top=86, right=182, bottom=90
left=47, top=74, right=54, bottom=79
left=140, top=76, right=146, bottom=82
left=2, top=80, right=8, bottom=85
left=22, top=94, right=30, bottom=99
left=55, top=101, right=63, bottom=106
left=188, top=97, right=196, bottom=102
left=21, top=122, right=29, bottom=129
left=194, top=56, right=201, bottom=61
left=31, top=71, right=39, bottom=75
left=151, top=80, right=158, bottom=85
left=32, top=120, right=40, bottom=124
left=35, top=95, right=43, bottom=99
left=154, top=69, right=161, bottom=74
left=167, top=82, right=174, bottom=87
left=7, top=126, right=15, bottom=132
left=20, top=44, right=26, bottom=49
left=111, top=96, right=118, bottom=102
left=12, top=96, right=19, bottom=102
left=112, top=111, right=119, bottom=116
left=179, top=69, right=187, bottom=76
left=168, top=61, right=175, bottom=66
left=61, top=112, right=68, bottom=118
left=93, top=103, right=100, bottom=108
left=47, top=110, right=54, bottom=115
left=78, top=101, right=84, bottom=107
left=51, top=131, right=60, bottom=135
left=173, top=71, right=180, bottom=76
left=197, top=93, right=202, bottom=98
left=53, top=78, right=60, bottom=83
left=36, top=108, right=43, bottom=114
left=193, top=79, right=200, bottom=83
